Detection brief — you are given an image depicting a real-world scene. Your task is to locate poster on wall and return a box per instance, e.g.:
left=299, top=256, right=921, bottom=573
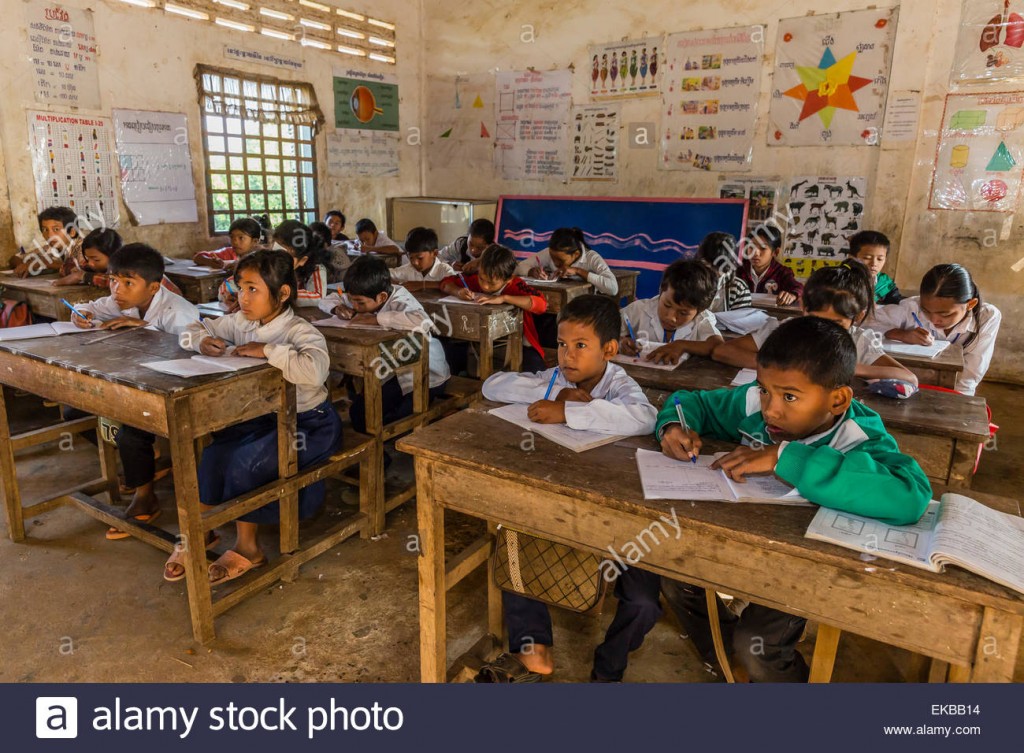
left=929, top=91, right=1024, bottom=212
left=26, top=0, right=101, bottom=110
left=425, top=73, right=495, bottom=175
left=333, top=71, right=399, bottom=132
left=768, top=8, right=898, bottom=147
left=951, top=1, right=1024, bottom=85
left=571, top=105, right=619, bottom=181
left=660, top=26, right=763, bottom=171
left=326, top=130, right=399, bottom=177
left=719, top=177, right=783, bottom=224
left=494, top=70, right=572, bottom=181
left=113, top=110, right=197, bottom=225
left=780, top=175, right=867, bottom=278
left=587, top=38, right=663, bottom=99
left=27, top=110, right=118, bottom=227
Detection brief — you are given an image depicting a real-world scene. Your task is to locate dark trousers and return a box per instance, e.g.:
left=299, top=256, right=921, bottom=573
left=503, top=567, right=662, bottom=680
left=60, top=405, right=97, bottom=446
left=661, top=579, right=809, bottom=682
left=440, top=338, right=470, bottom=377
left=118, top=425, right=156, bottom=489
left=534, top=313, right=558, bottom=349
left=349, top=377, right=449, bottom=435
left=521, top=345, right=547, bottom=373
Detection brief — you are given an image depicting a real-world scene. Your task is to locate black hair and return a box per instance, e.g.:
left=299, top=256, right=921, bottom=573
left=697, top=231, right=739, bottom=275
left=344, top=255, right=392, bottom=299
left=324, top=210, right=346, bottom=227
left=479, top=244, right=517, bottom=280
left=758, top=317, right=856, bottom=389
left=747, top=224, right=783, bottom=251
left=559, top=294, right=620, bottom=346
left=848, top=230, right=890, bottom=255
left=405, top=226, right=439, bottom=255
left=235, top=249, right=298, bottom=309
left=660, top=259, right=718, bottom=310
left=920, top=263, right=983, bottom=349
left=468, top=218, right=495, bottom=244
left=804, top=262, right=874, bottom=321
left=80, top=228, right=122, bottom=258
left=549, top=227, right=586, bottom=258
left=38, top=206, right=78, bottom=237
left=108, top=243, right=165, bottom=284
left=355, top=218, right=377, bottom=236
left=229, top=217, right=263, bottom=242
left=254, top=214, right=273, bottom=244
left=273, top=219, right=330, bottom=289
left=309, top=221, right=333, bottom=248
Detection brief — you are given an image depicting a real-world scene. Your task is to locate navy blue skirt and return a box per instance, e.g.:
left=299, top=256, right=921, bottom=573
left=198, top=400, right=343, bottom=524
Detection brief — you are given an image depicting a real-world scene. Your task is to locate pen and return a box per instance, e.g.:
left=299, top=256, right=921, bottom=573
left=673, top=395, right=697, bottom=463
left=60, top=298, right=89, bottom=322
left=543, top=367, right=559, bottom=400
left=911, top=311, right=931, bottom=333
left=624, top=314, right=637, bottom=342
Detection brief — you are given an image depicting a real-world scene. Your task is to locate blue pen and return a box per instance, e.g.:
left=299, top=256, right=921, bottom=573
left=60, top=298, right=89, bottom=322
left=673, top=395, right=697, bottom=463
left=457, top=272, right=475, bottom=300
left=543, top=367, right=559, bottom=400
left=623, top=313, right=637, bottom=341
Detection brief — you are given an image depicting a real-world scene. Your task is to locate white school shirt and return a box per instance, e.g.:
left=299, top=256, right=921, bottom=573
left=482, top=362, right=657, bottom=436
left=514, top=247, right=619, bottom=296
left=318, top=286, right=450, bottom=394
left=619, top=296, right=721, bottom=344
left=390, top=258, right=456, bottom=284
left=364, top=230, right=401, bottom=251
left=180, top=308, right=329, bottom=412
left=437, top=236, right=470, bottom=267
left=751, top=318, right=886, bottom=367
left=866, top=297, right=1001, bottom=395
left=79, top=286, right=198, bottom=337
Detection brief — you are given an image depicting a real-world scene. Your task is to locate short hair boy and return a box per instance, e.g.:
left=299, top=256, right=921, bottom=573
left=391, top=227, right=455, bottom=287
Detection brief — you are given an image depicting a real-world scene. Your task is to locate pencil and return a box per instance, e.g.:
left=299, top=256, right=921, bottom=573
left=673, top=395, right=697, bottom=463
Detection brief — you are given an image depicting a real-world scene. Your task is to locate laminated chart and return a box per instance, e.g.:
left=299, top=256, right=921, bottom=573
left=494, top=70, right=572, bottom=181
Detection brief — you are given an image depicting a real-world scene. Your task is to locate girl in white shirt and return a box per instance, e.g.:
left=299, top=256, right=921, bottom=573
left=867, top=264, right=1000, bottom=395
left=167, top=249, right=342, bottom=584
left=519, top=227, right=619, bottom=296
left=273, top=220, right=330, bottom=307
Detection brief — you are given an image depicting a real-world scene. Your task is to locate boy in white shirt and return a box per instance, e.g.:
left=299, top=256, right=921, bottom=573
left=390, top=227, right=455, bottom=288
left=477, top=294, right=659, bottom=683
left=355, top=218, right=403, bottom=257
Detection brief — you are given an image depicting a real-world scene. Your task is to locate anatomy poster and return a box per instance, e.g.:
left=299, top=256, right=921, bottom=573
left=929, top=91, right=1024, bottom=212
left=571, top=105, right=619, bottom=181
left=27, top=110, right=118, bottom=227
left=333, top=71, right=399, bottom=132
left=588, top=38, right=663, bottom=99
left=769, top=8, right=898, bottom=147
left=661, top=26, right=763, bottom=171
left=951, top=1, right=1024, bottom=85
left=426, top=73, right=495, bottom=174
left=494, top=69, right=572, bottom=181
left=113, top=110, right=197, bottom=225
left=780, top=176, right=867, bottom=277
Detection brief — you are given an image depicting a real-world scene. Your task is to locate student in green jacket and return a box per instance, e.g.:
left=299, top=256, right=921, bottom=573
left=656, top=315, right=931, bottom=682
left=846, top=230, right=902, bottom=305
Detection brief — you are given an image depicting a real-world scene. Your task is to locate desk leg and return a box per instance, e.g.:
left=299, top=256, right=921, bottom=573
left=98, top=436, right=121, bottom=504
left=0, top=389, right=24, bottom=542
left=364, top=374, right=386, bottom=537
left=808, top=624, right=841, bottom=683
left=413, top=336, right=429, bottom=415
left=478, top=336, right=494, bottom=381
left=168, top=396, right=216, bottom=644
left=277, top=383, right=300, bottom=580
left=485, top=522, right=503, bottom=642
left=948, top=440, right=976, bottom=490
left=508, top=327, right=523, bottom=373
left=416, top=458, right=446, bottom=682
left=969, top=607, right=1023, bottom=682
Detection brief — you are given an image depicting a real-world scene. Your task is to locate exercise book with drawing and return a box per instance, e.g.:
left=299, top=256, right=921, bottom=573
left=805, top=493, right=1024, bottom=595
left=488, top=402, right=628, bottom=452
left=635, top=448, right=811, bottom=505
left=0, top=321, right=93, bottom=341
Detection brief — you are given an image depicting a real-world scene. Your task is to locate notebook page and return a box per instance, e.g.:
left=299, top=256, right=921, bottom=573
left=635, top=448, right=735, bottom=501
left=931, top=493, right=1024, bottom=594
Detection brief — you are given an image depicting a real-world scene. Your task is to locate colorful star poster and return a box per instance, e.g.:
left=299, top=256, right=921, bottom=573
left=768, top=8, right=898, bottom=147
left=951, top=1, right=1024, bottom=85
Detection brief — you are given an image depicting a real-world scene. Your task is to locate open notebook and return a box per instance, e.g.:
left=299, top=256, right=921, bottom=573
left=805, top=493, right=1024, bottom=595
left=635, top=448, right=810, bottom=505
left=0, top=321, right=93, bottom=341
left=141, top=354, right=268, bottom=378
left=714, top=308, right=772, bottom=335
left=612, top=340, right=688, bottom=371
left=488, top=402, right=628, bottom=452
left=881, top=339, right=952, bottom=359
left=436, top=294, right=484, bottom=305
left=312, top=316, right=381, bottom=330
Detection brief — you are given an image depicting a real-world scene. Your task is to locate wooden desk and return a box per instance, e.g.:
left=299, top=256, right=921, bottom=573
left=397, top=407, right=1024, bottom=683
left=617, top=356, right=990, bottom=490
left=410, top=288, right=523, bottom=380
left=525, top=278, right=592, bottom=315
left=345, top=249, right=402, bottom=269
left=0, top=274, right=107, bottom=321
left=0, top=328, right=374, bottom=643
left=197, top=301, right=231, bottom=319
left=163, top=260, right=227, bottom=304
left=611, top=269, right=640, bottom=304
left=750, top=297, right=802, bottom=320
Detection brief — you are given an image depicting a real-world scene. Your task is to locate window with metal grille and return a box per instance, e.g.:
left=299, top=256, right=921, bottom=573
left=196, top=65, right=325, bottom=234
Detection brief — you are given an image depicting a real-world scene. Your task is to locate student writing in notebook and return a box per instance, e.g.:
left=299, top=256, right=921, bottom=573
left=655, top=317, right=930, bottom=681
left=477, top=295, right=658, bottom=683
left=437, top=218, right=495, bottom=273
left=355, top=218, right=403, bottom=256
left=390, top=227, right=455, bottom=288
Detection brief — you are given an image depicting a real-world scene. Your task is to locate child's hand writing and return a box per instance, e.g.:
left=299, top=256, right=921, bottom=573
left=456, top=287, right=477, bottom=302
left=555, top=387, right=591, bottom=403
left=72, top=310, right=95, bottom=329
left=527, top=399, right=566, bottom=424
left=234, top=342, right=266, bottom=358
left=711, top=445, right=780, bottom=482
left=200, top=336, right=229, bottom=356
left=660, top=424, right=702, bottom=461
left=527, top=266, right=548, bottom=280
left=619, top=337, right=639, bottom=357
left=648, top=341, right=687, bottom=365
left=333, top=303, right=356, bottom=319
left=776, top=291, right=798, bottom=306
left=101, top=316, right=147, bottom=330
left=13, top=261, right=30, bottom=278
left=889, top=327, right=933, bottom=345
left=52, top=269, right=85, bottom=286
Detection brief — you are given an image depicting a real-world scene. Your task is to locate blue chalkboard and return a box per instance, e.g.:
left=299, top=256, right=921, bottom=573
left=496, top=195, right=749, bottom=300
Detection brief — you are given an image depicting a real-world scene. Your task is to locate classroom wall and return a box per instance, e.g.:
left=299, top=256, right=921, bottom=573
left=0, top=0, right=423, bottom=257
left=421, top=0, right=1024, bottom=383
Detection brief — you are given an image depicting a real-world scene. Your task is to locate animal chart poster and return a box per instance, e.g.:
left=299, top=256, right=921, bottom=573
left=571, top=105, right=619, bottom=181
left=27, top=110, right=118, bottom=227
left=768, top=8, right=898, bottom=147
left=951, top=1, right=1024, bottom=84
left=494, top=70, right=572, bottom=181
left=780, top=176, right=867, bottom=277
left=661, top=26, right=762, bottom=171
left=588, top=38, right=663, bottom=99
left=929, top=92, right=1024, bottom=212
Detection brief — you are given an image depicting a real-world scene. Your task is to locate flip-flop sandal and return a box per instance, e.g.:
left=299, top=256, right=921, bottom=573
left=163, top=532, right=222, bottom=582
left=208, top=549, right=267, bottom=586
left=106, top=508, right=162, bottom=540
left=474, top=653, right=550, bottom=683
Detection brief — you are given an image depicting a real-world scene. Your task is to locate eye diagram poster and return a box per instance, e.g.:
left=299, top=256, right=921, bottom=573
left=588, top=38, right=663, bottom=99
left=27, top=110, right=118, bottom=227
left=951, top=0, right=1024, bottom=85
left=113, top=110, right=198, bottom=225
left=769, top=8, right=898, bottom=147
left=571, top=105, right=619, bottom=181
left=929, top=92, right=1024, bottom=212
left=334, top=71, right=399, bottom=132
left=26, top=1, right=101, bottom=110
left=494, top=70, right=572, bottom=181
left=780, top=175, right=867, bottom=277
left=661, top=26, right=763, bottom=171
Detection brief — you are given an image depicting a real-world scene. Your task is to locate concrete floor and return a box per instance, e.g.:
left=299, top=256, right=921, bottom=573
left=1, top=382, right=1022, bottom=683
